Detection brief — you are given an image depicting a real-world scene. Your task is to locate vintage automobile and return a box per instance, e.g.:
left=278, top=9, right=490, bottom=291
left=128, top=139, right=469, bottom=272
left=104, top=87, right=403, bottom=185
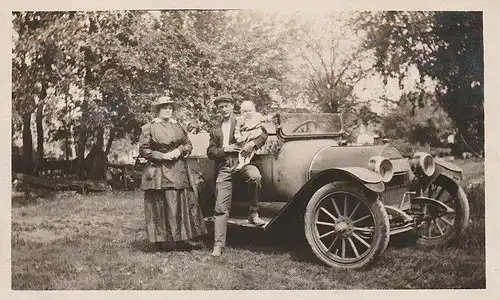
left=185, top=112, right=470, bottom=269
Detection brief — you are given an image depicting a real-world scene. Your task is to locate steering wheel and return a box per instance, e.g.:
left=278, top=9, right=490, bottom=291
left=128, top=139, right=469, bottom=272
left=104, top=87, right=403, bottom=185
left=292, top=120, right=319, bottom=133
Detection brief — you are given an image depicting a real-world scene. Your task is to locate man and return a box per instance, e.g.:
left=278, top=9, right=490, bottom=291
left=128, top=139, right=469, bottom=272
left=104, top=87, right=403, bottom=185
left=207, top=94, right=268, bottom=257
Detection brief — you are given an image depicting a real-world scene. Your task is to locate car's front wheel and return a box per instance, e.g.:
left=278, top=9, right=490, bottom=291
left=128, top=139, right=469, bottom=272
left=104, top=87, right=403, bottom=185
left=414, top=177, right=470, bottom=247
left=304, top=181, right=390, bottom=269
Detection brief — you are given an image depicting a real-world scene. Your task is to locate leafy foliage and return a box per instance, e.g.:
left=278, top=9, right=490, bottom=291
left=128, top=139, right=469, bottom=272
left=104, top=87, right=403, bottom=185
left=352, top=11, right=483, bottom=150
left=383, top=91, right=452, bottom=146
left=12, top=10, right=306, bottom=173
left=12, top=10, right=484, bottom=174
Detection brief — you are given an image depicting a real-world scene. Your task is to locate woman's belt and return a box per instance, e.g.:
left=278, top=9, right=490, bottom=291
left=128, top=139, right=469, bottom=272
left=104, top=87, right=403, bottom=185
left=151, top=144, right=177, bottom=153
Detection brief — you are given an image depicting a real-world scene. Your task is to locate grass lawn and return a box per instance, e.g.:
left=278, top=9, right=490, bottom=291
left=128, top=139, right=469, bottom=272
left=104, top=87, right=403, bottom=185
left=11, top=159, right=485, bottom=290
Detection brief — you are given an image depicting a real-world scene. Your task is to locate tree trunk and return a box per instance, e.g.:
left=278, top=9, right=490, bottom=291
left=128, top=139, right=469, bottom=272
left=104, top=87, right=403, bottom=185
left=104, top=127, right=115, bottom=156
left=454, top=127, right=465, bottom=157
left=330, top=100, right=339, bottom=113
left=76, top=39, right=96, bottom=179
left=76, top=93, right=88, bottom=179
left=63, top=121, right=70, bottom=161
left=22, top=112, right=33, bottom=174
left=96, top=127, right=104, bottom=150
left=64, top=96, right=71, bottom=162
left=84, top=127, right=106, bottom=181
left=33, top=100, right=45, bottom=174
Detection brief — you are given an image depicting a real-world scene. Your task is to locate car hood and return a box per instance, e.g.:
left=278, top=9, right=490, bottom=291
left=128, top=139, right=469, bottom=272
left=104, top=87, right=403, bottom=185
left=309, top=145, right=406, bottom=175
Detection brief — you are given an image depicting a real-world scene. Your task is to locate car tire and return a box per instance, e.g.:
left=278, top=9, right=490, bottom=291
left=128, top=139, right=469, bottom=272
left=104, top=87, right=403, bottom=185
left=415, top=177, right=470, bottom=248
left=304, top=181, right=390, bottom=269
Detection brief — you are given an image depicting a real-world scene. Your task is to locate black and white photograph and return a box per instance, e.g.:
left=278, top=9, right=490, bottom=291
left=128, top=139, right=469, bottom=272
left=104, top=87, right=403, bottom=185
left=7, top=1, right=493, bottom=293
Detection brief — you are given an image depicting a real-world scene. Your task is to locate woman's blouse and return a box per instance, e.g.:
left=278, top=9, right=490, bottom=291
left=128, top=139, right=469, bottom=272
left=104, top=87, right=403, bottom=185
left=139, top=118, right=193, bottom=190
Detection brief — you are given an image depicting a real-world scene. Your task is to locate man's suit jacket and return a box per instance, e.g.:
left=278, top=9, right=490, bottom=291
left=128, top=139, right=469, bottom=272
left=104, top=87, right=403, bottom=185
left=207, top=114, right=268, bottom=174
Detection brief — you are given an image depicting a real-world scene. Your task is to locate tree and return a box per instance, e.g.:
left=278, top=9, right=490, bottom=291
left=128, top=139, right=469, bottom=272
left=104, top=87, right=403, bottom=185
left=138, top=10, right=302, bottom=131
left=208, top=11, right=298, bottom=111
left=301, top=46, right=370, bottom=114
left=295, top=13, right=379, bottom=139
left=12, top=12, right=65, bottom=173
left=12, top=11, right=150, bottom=177
left=12, top=10, right=308, bottom=178
left=352, top=11, right=483, bottom=152
left=382, top=91, right=452, bottom=148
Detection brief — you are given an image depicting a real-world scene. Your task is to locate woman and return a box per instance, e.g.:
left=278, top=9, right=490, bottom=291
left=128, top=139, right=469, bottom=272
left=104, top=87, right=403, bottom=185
left=139, top=95, right=207, bottom=250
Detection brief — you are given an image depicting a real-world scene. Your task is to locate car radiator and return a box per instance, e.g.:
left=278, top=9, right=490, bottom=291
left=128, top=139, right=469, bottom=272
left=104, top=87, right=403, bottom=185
left=381, top=158, right=412, bottom=210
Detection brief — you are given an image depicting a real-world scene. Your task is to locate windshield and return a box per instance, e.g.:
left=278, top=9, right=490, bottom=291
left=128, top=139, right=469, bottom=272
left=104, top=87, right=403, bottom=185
left=279, top=113, right=343, bottom=136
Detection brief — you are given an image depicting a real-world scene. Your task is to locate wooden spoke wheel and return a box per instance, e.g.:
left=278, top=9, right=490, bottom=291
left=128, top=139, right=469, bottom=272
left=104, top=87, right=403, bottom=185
left=415, top=177, right=470, bottom=247
left=304, top=182, right=390, bottom=269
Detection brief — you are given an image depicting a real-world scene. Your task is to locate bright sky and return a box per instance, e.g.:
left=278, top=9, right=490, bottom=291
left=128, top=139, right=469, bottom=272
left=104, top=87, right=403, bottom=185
left=269, top=10, right=433, bottom=115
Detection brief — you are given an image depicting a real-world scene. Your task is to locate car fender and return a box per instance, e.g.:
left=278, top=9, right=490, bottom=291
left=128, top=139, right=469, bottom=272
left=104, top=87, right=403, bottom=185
left=419, top=159, right=463, bottom=192
left=326, top=167, right=385, bottom=193
left=434, top=158, right=463, bottom=182
left=265, top=167, right=384, bottom=232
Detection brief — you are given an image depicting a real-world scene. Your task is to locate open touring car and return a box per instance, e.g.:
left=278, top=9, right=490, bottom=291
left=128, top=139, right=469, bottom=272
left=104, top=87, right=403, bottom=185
left=183, top=112, right=469, bottom=269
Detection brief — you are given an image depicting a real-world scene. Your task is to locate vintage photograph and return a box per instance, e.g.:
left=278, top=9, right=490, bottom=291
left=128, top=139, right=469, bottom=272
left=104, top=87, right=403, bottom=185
left=10, top=9, right=485, bottom=289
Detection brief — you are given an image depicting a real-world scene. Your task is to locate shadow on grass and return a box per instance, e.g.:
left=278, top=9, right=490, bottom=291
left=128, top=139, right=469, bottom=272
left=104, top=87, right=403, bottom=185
left=129, top=227, right=216, bottom=254
left=223, top=226, right=422, bottom=270
left=127, top=217, right=464, bottom=270
left=389, top=231, right=418, bottom=249
left=130, top=239, right=158, bottom=253
left=222, top=227, right=327, bottom=266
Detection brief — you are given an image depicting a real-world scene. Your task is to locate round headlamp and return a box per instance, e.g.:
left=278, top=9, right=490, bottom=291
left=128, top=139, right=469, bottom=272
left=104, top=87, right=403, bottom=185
left=411, top=152, right=435, bottom=177
left=368, top=156, right=394, bottom=183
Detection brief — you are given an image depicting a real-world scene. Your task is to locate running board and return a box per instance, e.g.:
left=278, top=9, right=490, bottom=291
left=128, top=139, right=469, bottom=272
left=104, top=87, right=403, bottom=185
left=204, top=216, right=272, bottom=230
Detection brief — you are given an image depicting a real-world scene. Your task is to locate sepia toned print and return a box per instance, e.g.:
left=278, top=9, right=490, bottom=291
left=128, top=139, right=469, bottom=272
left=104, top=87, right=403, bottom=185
left=11, top=9, right=484, bottom=289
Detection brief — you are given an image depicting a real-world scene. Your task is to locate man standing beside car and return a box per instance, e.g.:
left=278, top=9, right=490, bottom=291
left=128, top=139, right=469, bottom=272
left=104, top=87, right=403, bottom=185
left=207, top=94, right=268, bottom=257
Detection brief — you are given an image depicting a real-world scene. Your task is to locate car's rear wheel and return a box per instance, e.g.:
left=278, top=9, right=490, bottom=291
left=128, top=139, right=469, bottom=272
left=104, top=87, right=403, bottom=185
left=414, top=177, right=470, bottom=247
left=304, top=181, right=390, bottom=269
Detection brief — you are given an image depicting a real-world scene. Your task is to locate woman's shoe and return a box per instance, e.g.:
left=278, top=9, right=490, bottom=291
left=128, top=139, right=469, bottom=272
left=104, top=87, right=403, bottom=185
left=153, top=242, right=173, bottom=252
left=184, top=239, right=204, bottom=250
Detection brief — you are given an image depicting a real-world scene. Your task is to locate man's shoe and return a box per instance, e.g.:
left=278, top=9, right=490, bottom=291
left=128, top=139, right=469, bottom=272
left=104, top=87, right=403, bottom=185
left=211, top=245, right=222, bottom=257
left=248, top=213, right=266, bottom=226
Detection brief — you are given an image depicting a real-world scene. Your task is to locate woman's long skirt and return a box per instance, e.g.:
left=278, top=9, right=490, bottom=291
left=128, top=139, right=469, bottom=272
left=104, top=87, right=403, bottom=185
left=144, top=188, right=207, bottom=243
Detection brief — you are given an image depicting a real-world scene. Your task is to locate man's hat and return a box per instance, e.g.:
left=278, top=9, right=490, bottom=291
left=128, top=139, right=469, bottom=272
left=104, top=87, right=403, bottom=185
left=213, top=94, right=234, bottom=105
left=152, top=96, right=175, bottom=108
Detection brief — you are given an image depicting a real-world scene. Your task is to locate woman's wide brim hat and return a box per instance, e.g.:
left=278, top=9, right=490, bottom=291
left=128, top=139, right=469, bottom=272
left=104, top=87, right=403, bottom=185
left=152, top=96, right=175, bottom=108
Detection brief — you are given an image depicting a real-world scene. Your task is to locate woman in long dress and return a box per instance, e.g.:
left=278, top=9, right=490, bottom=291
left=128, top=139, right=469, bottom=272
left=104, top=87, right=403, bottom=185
left=139, top=96, right=207, bottom=250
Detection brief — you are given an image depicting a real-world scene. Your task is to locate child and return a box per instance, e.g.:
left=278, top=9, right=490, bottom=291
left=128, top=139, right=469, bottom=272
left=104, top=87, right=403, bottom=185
left=233, top=101, right=268, bottom=171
